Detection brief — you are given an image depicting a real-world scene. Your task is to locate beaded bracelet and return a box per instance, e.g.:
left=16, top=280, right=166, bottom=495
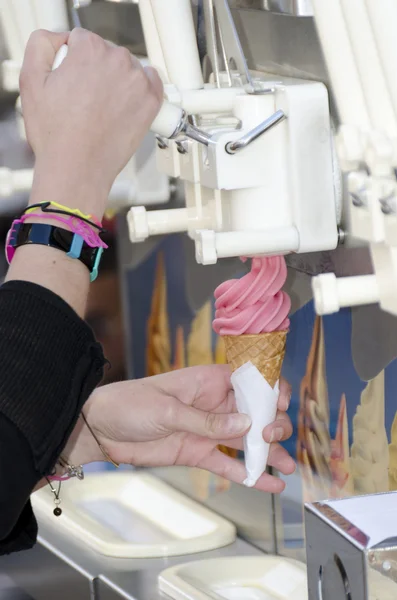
left=46, top=459, right=84, bottom=517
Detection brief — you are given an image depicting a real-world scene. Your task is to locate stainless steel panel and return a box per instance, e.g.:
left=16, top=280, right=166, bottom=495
left=5, top=516, right=262, bottom=600
left=0, top=574, right=33, bottom=600
left=75, top=2, right=145, bottom=53
left=230, top=6, right=328, bottom=84
left=231, top=0, right=314, bottom=17
left=305, top=507, right=367, bottom=600
left=305, top=497, right=397, bottom=600
left=1, top=543, right=95, bottom=600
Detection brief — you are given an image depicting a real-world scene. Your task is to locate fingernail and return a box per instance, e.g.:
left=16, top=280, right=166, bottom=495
left=144, top=65, right=155, bottom=79
left=228, top=414, right=251, bottom=434
left=144, top=65, right=160, bottom=85
left=270, top=427, right=284, bottom=443
left=279, top=397, right=288, bottom=411
left=281, top=393, right=292, bottom=412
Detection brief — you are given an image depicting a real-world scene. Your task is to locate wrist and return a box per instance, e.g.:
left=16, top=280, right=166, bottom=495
left=62, top=414, right=103, bottom=466
left=31, top=158, right=110, bottom=222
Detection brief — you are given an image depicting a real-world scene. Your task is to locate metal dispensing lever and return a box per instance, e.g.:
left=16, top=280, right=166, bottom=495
left=52, top=45, right=212, bottom=146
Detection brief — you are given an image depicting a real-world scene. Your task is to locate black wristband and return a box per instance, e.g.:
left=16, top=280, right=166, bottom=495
left=9, top=222, right=103, bottom=282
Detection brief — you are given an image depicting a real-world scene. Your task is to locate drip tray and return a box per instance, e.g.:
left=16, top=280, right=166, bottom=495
left=159, top=556, right=308, bottom=600
left=31, top=472, right=236, bottom=559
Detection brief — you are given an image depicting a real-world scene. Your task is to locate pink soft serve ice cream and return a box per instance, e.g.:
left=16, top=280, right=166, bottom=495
left=213, top=256, right=291, bottom=336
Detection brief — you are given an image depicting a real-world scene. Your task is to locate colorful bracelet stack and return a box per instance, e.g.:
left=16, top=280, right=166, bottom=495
left=5, top=201, right=107, bottom=282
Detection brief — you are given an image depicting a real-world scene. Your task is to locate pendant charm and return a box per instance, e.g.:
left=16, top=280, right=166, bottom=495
left=53, top=507, right=62, bottom=517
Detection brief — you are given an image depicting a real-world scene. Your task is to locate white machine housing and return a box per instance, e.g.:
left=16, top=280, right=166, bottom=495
left=130, top=0, right=397, bottom=321
left=311, top=0, right=397, bottom=318
left=128, top=0, right=339, bottom=265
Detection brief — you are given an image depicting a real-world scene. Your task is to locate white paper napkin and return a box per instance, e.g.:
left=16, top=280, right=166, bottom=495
left=231, top=361, right=279, bottom=487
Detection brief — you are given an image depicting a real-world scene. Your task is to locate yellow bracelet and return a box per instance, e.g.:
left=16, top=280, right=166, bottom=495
left=24, top=201, right=102, bottom=228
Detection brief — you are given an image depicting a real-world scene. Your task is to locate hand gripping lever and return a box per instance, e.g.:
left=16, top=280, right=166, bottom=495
left=52, top=44, right=211, bottom=146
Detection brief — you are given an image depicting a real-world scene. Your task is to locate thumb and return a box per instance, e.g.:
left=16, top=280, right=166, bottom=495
left=22, top=30, right=70, bottom=84
left=173, top=405, right=251, bottom=440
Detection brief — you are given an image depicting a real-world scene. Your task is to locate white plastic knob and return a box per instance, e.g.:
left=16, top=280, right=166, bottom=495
left=312, top=273, right=341, bottom=315
left=312, top=273, right=380, bottom=315
left=195, top=230, right=217, bottom=265
left=127, top=207, right=149, bottom=243
left=52, top=44, right=68, bottom=71
left=150, top=102, right=183, bottom=139
left=2, top=60, right=21, bottom=92
left=0, top=168, right=13, bottom=197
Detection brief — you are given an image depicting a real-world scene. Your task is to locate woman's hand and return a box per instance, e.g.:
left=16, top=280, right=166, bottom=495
left=21, top=28, right=163, bottom=217
left=66, top=366, right=295, bottom=493
left=9, top=28, right=163, bottom=315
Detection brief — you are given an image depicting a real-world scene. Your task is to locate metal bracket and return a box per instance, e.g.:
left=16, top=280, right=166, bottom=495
left=213, top=0, right=255, bottom=91
left=225, top=109, right=286, bottom=154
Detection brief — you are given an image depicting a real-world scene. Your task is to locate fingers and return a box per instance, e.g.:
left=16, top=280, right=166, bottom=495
left=217, top=411, right=293, bottom=450
left=217, top=437, right=244, bottom=451
left=67, top=27, right=104, bottom=54
left=150, top=365, right=233, bottom=409
left=278, top=377, right=292, bottom=412
left=198, top=448, right=286, bottom=494
left=263, top=412, right=293, bottom=443
left=67, top=31, right=163, bottom=111
left=170, top=403, right=251, bottom=441
left=268, top=443, right=296, bottom=475
left=21, top=29, right=70, bottom=85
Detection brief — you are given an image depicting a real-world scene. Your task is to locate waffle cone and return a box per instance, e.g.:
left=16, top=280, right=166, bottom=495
left=223, top=331, right=288, bottom=388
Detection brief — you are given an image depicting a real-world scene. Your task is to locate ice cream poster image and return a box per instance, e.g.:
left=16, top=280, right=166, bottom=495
left=296, top=314, right=390, bottom=502
left=213, top=256, right=291, bottom=487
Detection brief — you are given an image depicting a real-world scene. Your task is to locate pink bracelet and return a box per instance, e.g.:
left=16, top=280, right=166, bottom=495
left=48, top=462, right=84, bottom=482
left=47, top=473, right=73, bottom=482
left=6, top=213, right=108, bottom=264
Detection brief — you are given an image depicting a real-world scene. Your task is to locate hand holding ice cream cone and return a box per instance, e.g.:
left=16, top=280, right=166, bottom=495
left=213, top=256, right=292, bottom=487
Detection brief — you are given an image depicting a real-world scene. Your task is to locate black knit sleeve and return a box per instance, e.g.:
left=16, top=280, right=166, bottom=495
left=0, top=281, right=105, bottom=554
left=0, top=415, right=38, bottom=554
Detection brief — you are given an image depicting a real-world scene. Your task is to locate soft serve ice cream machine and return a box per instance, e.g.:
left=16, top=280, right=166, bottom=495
left=129, top=0, right=340, bottom=267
